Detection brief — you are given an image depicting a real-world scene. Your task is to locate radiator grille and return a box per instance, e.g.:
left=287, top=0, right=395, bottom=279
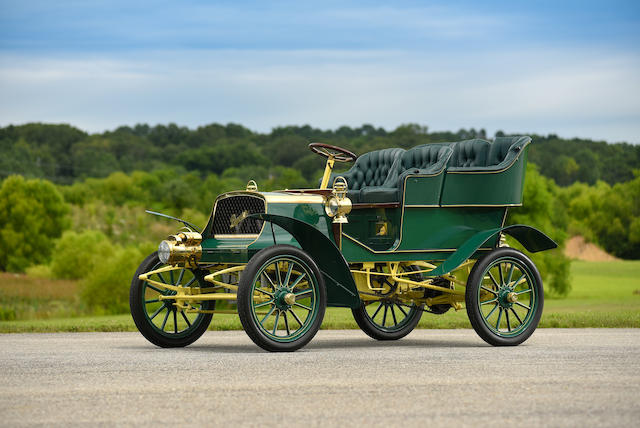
left=212, top=195, right=265, bottom=235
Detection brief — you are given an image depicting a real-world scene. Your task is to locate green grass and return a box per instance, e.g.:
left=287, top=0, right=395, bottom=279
left=1, top=260, right=638, bottom=333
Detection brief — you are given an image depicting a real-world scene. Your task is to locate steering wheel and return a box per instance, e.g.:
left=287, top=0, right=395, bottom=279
left=309, top=143, right=357, bottom=163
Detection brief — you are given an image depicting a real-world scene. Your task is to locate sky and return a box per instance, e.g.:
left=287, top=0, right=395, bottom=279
left=0, top=0, right=639, bottom=143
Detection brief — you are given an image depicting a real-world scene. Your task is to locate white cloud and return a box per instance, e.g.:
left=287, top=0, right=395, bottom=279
left=0, top=48, right=639, bottom=143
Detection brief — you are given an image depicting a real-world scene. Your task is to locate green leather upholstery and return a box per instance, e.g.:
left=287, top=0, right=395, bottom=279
left=397, top=143, right=453, bottom=178
left=448, top=136, right=531, bottom=172
left=440, top=136, right=531, bottom=206
left=486, top=136, right=531, bottom=170
left=448, top=139, right=490, bottom=169
left=326, top=148, right=405, bottom=203
left=359, top=144, right=453, bottom=203
left=321, top=137, right=530, bottom=205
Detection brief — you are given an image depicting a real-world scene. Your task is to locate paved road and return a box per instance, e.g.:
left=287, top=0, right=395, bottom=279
left=1, top=329, right=639, bottom=427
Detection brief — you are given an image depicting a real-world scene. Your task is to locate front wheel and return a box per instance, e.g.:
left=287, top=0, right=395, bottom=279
left=130, top=252, right=213, bottom=348
left=465, top=248, right=543, bottom=346
left=237, top=245, right=327, bottom=352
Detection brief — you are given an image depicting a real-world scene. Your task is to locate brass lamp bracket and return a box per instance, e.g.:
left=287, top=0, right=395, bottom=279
left=246, top=180, right=258, bottom=192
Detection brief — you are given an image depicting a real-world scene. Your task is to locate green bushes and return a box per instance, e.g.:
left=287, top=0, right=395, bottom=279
left=558, top=172, right=640, bottom=259
left=81, top=243, right=155, bottom=314
left=0, top=176, right=70, bottom=272
left=50, top=230, right=114, bottom=279
left=48, top=230, right=157, bottom=314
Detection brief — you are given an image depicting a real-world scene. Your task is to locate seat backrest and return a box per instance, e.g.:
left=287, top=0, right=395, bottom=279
left=399, top=143, right=452, bottom=171
left=332, top=147, right=405, bottom=190
left=486, top=136, right=531, bottom=169
left=381, top=143, right=453, bottom=189
left=487, top=137, right=514, bottom=166
left=448, top=139, right=490, bottom=168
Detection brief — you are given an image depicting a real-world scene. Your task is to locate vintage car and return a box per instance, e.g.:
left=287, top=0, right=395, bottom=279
left=130, top=137, right=557, bottom=351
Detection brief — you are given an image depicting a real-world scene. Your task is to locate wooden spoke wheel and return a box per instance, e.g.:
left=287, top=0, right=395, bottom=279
left=237, top=245, right=326, bottom=352
left=465, top=248, right=543, bottom=346
left=351, top=265, right=423, bottom=340
left=130, top=252, right=213, bottom=348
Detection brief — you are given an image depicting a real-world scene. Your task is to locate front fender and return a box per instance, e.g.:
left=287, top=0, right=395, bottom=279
left=251, top=213, right=360, bottom=308
left=426, top=224, right=558, bottom=277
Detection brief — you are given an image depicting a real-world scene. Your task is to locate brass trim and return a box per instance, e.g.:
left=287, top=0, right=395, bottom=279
left=352, top=203, right=400, bottom=209
left=263, top=193, right=324, bottom=204
left=246, top=180, right=258, bottom=191
left=500, top=208, right=508, bottom=228
left=213, top=234, right=260, bottom=239
left=284, top=293, right=296, bottom=305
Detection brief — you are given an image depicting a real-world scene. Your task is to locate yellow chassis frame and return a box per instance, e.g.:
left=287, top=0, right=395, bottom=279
left=138, top=259, right=476, bottom=314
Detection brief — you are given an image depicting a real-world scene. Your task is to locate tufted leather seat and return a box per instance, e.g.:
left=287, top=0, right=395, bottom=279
left=447, top=136, right=530, bottom=171
left=320, top=137, right=529, bottom=205
left=326, top=148, right=405, bottom=203
left=398, top=143, right=453, bottom=176
left=440, top=136, right=532, bottom=206
left=486, top=136, right=531, bottom=170
left=359, top=144, right=453, bottom=203
left=448, top=139, right=490, bottom=169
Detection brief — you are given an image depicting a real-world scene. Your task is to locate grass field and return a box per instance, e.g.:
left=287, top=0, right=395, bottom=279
left=1, top=260, right=638, bottom=333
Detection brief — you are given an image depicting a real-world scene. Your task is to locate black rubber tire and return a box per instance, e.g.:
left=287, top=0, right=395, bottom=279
left=130, top=252, right=213, bottom=348
left=351, top=265, right=423, bottom=341
left=237, top=245, right=326, bottom=352
left=465, top=247, right=544, bottom=346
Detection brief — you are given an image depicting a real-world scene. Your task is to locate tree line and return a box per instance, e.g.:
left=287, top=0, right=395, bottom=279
left=1, top=122, right=638, bottom=186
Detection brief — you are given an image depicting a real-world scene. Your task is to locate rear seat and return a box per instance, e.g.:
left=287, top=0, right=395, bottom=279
left=448, top=136, right=530, bottom=171
left=441, top=136, right=532, bottom=206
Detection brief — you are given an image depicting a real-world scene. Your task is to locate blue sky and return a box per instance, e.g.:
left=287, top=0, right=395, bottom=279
left=1, top=0, right=639, bottom=142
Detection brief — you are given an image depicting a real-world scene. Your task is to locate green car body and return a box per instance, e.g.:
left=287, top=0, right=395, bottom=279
left=195, top=136, right=555, bottom=308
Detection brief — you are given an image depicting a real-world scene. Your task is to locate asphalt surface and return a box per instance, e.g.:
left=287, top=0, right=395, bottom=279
left=0, top=329, right=639, bottom=427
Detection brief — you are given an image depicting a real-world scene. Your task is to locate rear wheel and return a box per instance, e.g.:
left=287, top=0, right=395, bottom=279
left=352, top=264, right=423, bottom=340
left=237, top=245, right=326, bottom=352
left=130, top=252, right=213, bottom=348
left=465, top=248, right=543, bottom=346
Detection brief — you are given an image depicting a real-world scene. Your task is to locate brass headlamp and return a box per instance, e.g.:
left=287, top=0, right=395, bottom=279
left=158, top=231, right=202, bottom=266
left=324, top=176, right=352, bottom=224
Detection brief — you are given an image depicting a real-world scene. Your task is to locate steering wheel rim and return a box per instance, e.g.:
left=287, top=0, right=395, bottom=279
left=308, top=143, right=357, bottom=163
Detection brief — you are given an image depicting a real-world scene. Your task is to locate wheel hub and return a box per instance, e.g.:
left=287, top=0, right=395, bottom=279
left=274, top=288, right=294, bottom=310
left=498, top=288, right=516, bottom=308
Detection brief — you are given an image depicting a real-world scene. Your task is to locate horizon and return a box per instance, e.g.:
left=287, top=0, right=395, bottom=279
left=1, top=120, right=633, bottom=145
left=1, top=0, right=639, bottom=144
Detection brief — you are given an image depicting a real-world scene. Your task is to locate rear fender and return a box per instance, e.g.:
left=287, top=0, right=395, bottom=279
left=251, top=213, right=360, bottom=308
left=426, top=224, right=557, bottom=277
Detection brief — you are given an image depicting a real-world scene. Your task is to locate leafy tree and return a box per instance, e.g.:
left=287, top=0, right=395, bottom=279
left=50, top=230, right=114, bottom=279
left=0, top=176, right=70, bottom=271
